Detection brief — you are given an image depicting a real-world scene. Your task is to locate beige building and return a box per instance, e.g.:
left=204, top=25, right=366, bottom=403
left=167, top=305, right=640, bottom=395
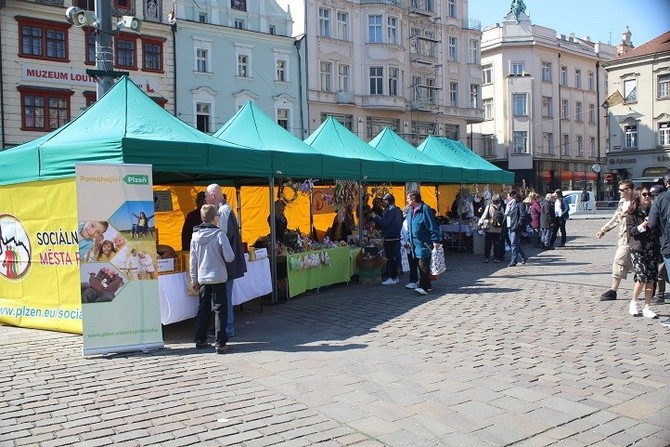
left=469, top=9, right=616, bottom=194
left=603, top=30, right=670, bottom=188
left=0, top=0, right=175, bottom=148
left=304, top=0, right=483, bottom=145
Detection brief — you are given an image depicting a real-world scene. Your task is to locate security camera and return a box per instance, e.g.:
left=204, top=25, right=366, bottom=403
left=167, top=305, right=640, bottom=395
left=65, top=6, right=98, bottom=28
left=117, top=16, right=142, bottom=33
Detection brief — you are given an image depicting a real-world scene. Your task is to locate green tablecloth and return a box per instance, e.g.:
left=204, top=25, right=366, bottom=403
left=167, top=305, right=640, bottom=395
left=284, top=246, right=356, bottom=298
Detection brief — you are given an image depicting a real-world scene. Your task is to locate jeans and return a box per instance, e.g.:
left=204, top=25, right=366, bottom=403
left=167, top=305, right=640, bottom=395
left=541, top=228, right=553, bottom=248
left=226, top=279, right=235, bottom=337
left=508, top=229, right=527, bottom=265
left=551, top=217, right=567, bottom=246
left=195, top=283, right=228, bottom=347
left=407, top=249, right=418, bottom=284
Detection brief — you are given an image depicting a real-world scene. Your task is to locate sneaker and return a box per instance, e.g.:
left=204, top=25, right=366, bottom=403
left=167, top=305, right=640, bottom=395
left=414, top=287, right=428, bottom=295
left=642, top=307, right=657, bottom=319
left=195, top=342, right=211, bottom=349
left=381, top=278, right=397, bottom=286
left=521, top=258, right=527, bottom=265
left=405, top=282, right=418, bottom=289
left=660, top=317, right=670, bottom=327
left=508, top=263, right=517, bottom=267
left=600, top=289, right=617, bottom=301
left=651, top=296, right=665, bottom=305
left=482, top=259, right=489, bottom=263
left=216, top=345, right=229, bottom=354
left=494, top=259, right=501, bottom=263
left=629, top=300, right=640, bottom=316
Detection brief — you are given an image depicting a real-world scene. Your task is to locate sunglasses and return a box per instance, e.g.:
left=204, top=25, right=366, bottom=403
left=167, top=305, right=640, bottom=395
left=619, top=188, right=630, bottom=192
left=641, top=192, right=650, bottom=197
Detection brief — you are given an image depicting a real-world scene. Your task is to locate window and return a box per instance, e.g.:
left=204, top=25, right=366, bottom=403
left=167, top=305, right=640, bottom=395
left=387, top=17, right=398, bottom=45
left=369, top=66, right=383, bottom=95
left=624, top=79, right=637, bottom=103
left=367, top=117, right=399, bottom=139
left=470, top=84, right=479, bottom=108
left=425, top=78, right=435, bottom=103
left=231, top=0, right=246, bottom=11
left=576, top=135, right=583, bottom=156
left=388, top=67, right=399, bottom=96
left=234, top=19, right=244, bottom=29
left=541, top=61, right=551, bottom=82
left=199, top=13, right=207, bottom=23
left=237, top=54, right=250, bottom=77
left=85, top=29, right=96, bottom=65
left=659, top=122, right=670, bottom=146
left=75, top=0, right=94, bottom=9
left=560, top=66, right=568, bottom=86
left=482, top=64, right=493, bottom=84
left=625, top=125, right=637, bottom=148
left=115, top=34, right=137, bottom=69
left=561, top=99, right=569, bottom=119
left=483, top=98, right=493, bottom=120
left=511, top=62, right=524, bottom=75
left=449, top=82, right=459, bottom=107
left=448, top=36, right=458, bottom=61
left=196, top=48, right=208, bottom=72
left=658, top=74, right=670, bottom=98
left=142, top=38, right=164, bottom=72
left=512, top=131, right=528, bottom=153
left=318, top=8, right=331, bottom=37
left=269, top=25, right=276, bottom=35
left=575, top=69, right=582, bottom=88
left=320, top=61, right=332, bottom=92
left=337, top=12, right=348, bottom=40
left=196, top=102, right=211, bottom=133
left=513, top=93, right=527, bottom=116
left=588, top=103, right=595, bottom=123
left=575, top=101, right=583, bottom=121
left=448, top=0, right=457, bottom=17
left=542, top=96, right=553, bottom=117
left=277, top=108, right=289, bottom=130
left=588, top=71, right=594, bottom=91
left=19, top=86, right=71, bottom=131
left=590, top=137, right=596, bottom=157
left=469, top=39, right=479, bottom=64
left=369, top=15, right=382, bottom=43
left=412, top=75, right=422, bottom=100
left=323, top=113, right=352, bottom=131
left=18, top=17, right=68, bottom=61
left=338, top=64, right=350, bottom=91
left=114, top=0, right=130, bottom=9
left=276, top=59, right=287, bottom=82
left=543, top=132, right=554, bottom=154
left=562, top=134, right=570, bottom=155
left=483, top=135, right=494, bottom=155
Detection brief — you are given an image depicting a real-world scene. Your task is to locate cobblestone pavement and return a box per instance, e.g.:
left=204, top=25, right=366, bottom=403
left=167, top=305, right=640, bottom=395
left=1, top=219, right=669, bottom=447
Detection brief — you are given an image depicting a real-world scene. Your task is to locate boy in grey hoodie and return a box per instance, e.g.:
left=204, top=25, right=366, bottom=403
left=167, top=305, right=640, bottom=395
left=189, top=204, right=235, bottom=354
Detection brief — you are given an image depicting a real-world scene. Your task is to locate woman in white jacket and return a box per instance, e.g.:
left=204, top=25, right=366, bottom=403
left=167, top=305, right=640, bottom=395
left=190, top=204, right=235, bottom=354
left=478, top=194, right=504, bottom=263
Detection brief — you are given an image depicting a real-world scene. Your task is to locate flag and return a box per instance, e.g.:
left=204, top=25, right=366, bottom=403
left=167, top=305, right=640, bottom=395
left=603, top=90, right=624, bottom=108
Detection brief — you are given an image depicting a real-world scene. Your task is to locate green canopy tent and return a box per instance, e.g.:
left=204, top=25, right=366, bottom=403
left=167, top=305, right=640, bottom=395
left=0, top=77, right=268, bottom=186
left=416, top=136, right=514, bottom=184
left=368, top=128, right=462, bottom=184
left=304, top=117, right=412, bottom=182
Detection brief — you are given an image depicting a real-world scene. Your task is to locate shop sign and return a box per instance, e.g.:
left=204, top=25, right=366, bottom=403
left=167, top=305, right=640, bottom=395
left=642, top=166, right=669, bottom=177
left=608, top=158, right=637, bottom=164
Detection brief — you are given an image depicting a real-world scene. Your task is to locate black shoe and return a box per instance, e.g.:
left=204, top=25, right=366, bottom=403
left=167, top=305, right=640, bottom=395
left=482, top=259, right=489, bottom=263
left=546, top=246, right=555, bottom=250
left=521, top=259, right=527, bottom=264
left=508, top=263, right=517, bottom=267
left=651, top=295, right=665, bottom=305
left=216, top=345, right=229, bottom=354
left=207, top=329, right=215, bottom=337
left=195, top=342, right=211, bottom=349
left=600, top=289, right=617, bottom=301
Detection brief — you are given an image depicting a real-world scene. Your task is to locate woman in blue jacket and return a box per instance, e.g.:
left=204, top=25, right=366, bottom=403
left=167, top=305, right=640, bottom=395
left=406, top=190, right=441, bottom=295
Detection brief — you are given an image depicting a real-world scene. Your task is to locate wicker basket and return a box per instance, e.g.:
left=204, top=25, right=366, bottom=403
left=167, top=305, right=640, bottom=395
left=356, top=252, right=385, bottom=269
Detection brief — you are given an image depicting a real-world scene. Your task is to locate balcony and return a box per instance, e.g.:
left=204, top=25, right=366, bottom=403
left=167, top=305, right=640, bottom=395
left=361, top=95, right=407, bottom=110
left=361, top=0, right=404, bottom=5
left=408, top=0, right=434, bottom=16
left=336, top=91, right=355, bottom=104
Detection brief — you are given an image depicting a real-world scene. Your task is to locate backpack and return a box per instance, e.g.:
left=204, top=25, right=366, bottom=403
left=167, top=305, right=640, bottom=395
left=491, top=205, right=504, bottom=227
left=520, top=206, right=532, bottom=228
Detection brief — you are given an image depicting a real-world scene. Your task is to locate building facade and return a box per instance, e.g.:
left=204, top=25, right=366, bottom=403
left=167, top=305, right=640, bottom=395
left=172, top=0, right=305, bottom=137
left=603, top=30, right=670, bottom=189
left=469, top=10, right=616, bottom=194
left=0, top=0, right=175, bottom=149
left=304, top=0, right=483, bottom=144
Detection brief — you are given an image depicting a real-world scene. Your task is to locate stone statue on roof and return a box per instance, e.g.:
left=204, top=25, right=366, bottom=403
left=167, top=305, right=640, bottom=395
left=509, top=0, right=527, bottom=23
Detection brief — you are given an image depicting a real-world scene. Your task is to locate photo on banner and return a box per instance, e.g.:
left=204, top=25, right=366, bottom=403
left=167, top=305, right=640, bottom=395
left=76, top=163, right=163, bottom=356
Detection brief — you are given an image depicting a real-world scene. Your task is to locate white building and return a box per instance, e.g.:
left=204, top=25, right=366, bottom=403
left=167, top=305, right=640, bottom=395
left=172, top=0, right=305, bottom=136
left=603, top=29, right=670, bottom=187
left=0, top=0, right=175, bottom=148
left=469, top=8, right=616, bottom=194
left=304, top=0, right=483, bottom=145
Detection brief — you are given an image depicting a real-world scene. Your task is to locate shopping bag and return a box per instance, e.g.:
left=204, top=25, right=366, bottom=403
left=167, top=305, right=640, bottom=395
left=400, top=246, right=410, bottom=273
left=430, top=246, right=446, bottom=276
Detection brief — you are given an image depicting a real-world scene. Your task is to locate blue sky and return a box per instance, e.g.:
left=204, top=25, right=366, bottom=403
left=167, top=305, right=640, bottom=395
left=278, top=0, right=670, bottom=46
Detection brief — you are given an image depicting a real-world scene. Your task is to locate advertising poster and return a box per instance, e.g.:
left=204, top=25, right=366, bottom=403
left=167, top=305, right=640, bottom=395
left=0, top=179, right=82, bottom=333
left=76, top=163, right=163, bottom=356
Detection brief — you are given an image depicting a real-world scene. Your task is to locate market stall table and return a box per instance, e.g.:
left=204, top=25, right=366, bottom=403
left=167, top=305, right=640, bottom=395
left=158, top=254, right=272, bottom=325
left=278, top=246, right=355, bottom=299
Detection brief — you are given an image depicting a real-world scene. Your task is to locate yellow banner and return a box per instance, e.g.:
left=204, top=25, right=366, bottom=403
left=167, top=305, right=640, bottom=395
left=0, top=178, right=82, bottom=334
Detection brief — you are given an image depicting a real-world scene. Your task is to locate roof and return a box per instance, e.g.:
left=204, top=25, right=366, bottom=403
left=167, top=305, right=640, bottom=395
left=609, top=30, right=670, bottom=64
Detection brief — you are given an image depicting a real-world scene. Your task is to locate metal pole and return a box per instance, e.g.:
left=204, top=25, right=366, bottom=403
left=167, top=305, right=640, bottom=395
left=269, top=177, right=277, bottom=303
left=95, top=0, right=115, bottom=99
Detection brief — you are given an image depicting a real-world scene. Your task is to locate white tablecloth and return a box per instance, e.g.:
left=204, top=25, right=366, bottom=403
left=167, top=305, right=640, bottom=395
left=158, top=256, right=272, bottom=325
left=440, top=223, right=472, bottom=237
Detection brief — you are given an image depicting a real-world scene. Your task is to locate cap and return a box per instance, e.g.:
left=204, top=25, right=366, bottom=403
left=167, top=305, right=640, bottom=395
left=650, top=184, right=666, bottom=197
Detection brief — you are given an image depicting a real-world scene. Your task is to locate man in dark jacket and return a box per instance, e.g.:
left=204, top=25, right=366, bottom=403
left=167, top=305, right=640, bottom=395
left=540, top=193, right=556, bottom=249
left=504, top=189, right=528, bottom=267
left=181, top=191, right=207, bottom=251
left=648, top=170, right=670, bottom=327
left=371, top=193, right=403, bottom=285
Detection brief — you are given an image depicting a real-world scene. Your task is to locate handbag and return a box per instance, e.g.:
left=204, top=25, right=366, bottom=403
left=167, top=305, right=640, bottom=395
left=430, top=245, right=446, bottom=276
left=479, top=219, right=491, bottom=231
left=399, top=246, right=410, bottom=273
